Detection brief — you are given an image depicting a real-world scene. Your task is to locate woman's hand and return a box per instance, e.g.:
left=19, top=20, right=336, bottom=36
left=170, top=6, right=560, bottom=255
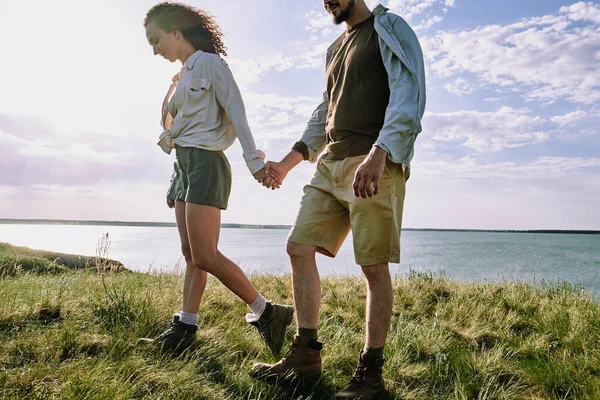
left=254, top=167, right=282, bottom=189
left=262, top=161, right=290, bottom=189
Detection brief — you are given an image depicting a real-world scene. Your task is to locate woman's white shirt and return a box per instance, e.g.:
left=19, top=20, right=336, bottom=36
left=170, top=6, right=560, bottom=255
left=167, top=50, right=265, bottom=174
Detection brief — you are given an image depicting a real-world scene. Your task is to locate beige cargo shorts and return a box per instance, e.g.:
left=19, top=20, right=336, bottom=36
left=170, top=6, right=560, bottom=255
left=288, top=154, right=406, bottom=267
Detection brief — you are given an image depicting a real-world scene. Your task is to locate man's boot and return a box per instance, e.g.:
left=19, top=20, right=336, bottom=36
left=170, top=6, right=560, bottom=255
left=251, top=335, right=322, bottom=382
left=248, top=304, right=294, bottom=355
left=335, top=351, right=385, bottom=400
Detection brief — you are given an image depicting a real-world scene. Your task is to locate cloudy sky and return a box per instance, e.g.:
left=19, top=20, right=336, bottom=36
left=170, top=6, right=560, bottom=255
left=0, top=0, right=599, bottom=229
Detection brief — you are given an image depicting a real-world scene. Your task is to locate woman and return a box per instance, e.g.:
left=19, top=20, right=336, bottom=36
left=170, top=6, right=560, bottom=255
left=140, top=2, right=291, bottom=354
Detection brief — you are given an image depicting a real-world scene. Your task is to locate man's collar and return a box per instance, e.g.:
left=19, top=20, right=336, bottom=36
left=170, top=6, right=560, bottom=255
left=372, top=4, right=389, bottom=15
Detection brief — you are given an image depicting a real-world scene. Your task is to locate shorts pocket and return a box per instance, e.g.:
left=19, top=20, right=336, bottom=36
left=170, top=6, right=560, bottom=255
left=182, top=78, right=212, bottom=117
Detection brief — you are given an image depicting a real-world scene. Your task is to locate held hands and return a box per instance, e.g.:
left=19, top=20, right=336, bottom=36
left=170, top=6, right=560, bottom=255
left=254, top=150, right=303, bottom=190
left=253, top=167, right=283, bottom=190
left=263, top=161, right=291, bottom=189
left=353, top=146, right=388, bottom=198
left=167, top=198, right=175, bottom=209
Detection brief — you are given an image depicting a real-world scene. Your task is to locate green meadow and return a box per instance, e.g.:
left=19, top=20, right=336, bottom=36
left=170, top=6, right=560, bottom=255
left=1, top=242, right=600, bottom=399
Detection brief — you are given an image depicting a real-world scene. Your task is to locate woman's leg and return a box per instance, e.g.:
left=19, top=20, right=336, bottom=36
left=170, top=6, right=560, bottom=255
left=138, top=200, right=204, bottom=350
left=185, top=201, right=294, bottom=355
left=185, top=202, right=258, bottom=303
left=175, top=200, right=207, bottom=314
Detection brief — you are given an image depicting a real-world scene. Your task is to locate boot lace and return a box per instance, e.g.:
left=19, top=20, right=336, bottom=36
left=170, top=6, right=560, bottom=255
left=281, top=343, right=302, bottom=362
left=350, top=361, right=367, bottom=387
left=257, top=325, right=271, bottom=341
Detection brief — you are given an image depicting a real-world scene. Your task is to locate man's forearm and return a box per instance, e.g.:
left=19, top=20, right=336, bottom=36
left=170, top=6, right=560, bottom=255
left=280, top=150, right=305, bottom=172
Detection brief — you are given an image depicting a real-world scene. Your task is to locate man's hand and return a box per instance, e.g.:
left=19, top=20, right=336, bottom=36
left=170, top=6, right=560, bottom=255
left=263, top=161, right=290, bottom=189
left=260, top=150, right=304, bottom=190
left=254, top=167, right=282, bottom=189
left=353, top=146, right=388, bottom=198
left=167, top=198, right=175, bottom=209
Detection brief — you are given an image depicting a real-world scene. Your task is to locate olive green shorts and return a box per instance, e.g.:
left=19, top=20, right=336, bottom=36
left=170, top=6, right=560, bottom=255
left=166, top=160, right=185, bottom=202
left=288, top=154, right=406, bottom=266
left=173, top=146, right=232, bottom=210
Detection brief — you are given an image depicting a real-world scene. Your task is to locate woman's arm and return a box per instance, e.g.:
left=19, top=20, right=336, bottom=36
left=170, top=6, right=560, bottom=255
left=211, top=58, right=266, bottom=176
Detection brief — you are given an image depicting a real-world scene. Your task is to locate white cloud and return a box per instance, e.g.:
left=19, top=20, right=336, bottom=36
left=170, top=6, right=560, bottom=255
left=550, top=110, right=588, bottom=126
left=417, top=156, right=600, bottom=180
left=244, top=93, right=321, bottom=143
left=228, top=43, right=328, bottom=90
left=425, top=2, right=600, bottom=104
left=305, top=10, right=334, bottom=36
left=387, top=0, right=454, bottom=22
left=415, top=15, right=444, bottom=31
left=443, top=77, right=474, bottom=96
left=424, top=106, right=548, bottom=152
left=561, top=1, right=600, bottom=23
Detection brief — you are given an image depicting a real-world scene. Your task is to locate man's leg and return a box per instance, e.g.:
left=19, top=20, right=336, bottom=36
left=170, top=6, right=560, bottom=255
left=251, top=241, right=324, bottom=380
left=362, top=263, right=393, bottom=350
left=251, top=158, right=353, bottom=380
left=287, top=242, right=320, bottom=333
left=335, top=157, right=404, bottom=399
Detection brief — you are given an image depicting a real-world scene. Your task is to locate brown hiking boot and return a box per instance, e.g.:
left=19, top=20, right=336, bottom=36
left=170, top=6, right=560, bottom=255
left=251, top=335, right=322, bottom=382
left=335, top=351, right=385, bottom=400
left=249, top=303, right=294, bottom=355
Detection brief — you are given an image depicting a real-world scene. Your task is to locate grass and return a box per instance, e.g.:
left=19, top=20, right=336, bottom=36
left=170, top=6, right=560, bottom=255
left=0, top=242, right=125, bottom=277
left=1, top=247, right=600, bottom=399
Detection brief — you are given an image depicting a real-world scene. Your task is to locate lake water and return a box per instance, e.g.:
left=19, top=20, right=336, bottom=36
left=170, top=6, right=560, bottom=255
left=1, top=224, right=598, bottom=293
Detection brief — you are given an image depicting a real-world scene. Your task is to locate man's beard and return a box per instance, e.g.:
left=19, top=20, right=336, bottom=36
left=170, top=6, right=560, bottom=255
left=333, top=0, right=356, bottom=25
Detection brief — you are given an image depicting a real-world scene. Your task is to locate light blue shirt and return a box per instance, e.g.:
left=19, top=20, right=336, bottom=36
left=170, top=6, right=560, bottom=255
left=299, top=4, right=426, bottom=180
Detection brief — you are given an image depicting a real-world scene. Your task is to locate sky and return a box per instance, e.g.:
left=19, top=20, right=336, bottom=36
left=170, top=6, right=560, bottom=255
left=0, top=0, right=599, bottom=230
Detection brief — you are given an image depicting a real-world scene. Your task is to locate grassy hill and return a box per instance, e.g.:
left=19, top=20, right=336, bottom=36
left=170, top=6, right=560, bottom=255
left=0, top=242, right=126, bottom=277
left=1, top=245, right=599, bottom=399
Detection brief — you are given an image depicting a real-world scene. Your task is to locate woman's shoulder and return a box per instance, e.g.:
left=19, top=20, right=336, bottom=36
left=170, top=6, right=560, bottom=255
left=190, top=51, right=227, bottom=77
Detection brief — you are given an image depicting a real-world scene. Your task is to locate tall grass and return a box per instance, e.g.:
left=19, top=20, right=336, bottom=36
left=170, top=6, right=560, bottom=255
left=1, top=267, right=599, bottom=399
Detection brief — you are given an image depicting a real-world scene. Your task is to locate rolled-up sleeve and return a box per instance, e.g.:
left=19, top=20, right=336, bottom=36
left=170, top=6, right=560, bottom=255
left=299, top=91, right=329, bottom=163
left=374, top=47, right=419, bottom=170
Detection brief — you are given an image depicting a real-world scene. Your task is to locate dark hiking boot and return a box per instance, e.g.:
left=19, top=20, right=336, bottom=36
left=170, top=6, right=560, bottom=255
left=335, top=351, right=385, bottom=400
left=251, top=335, right=323, bottom=381
left=249, top=304, right=294, bottom=355
left=137, top=314, right=197, bottom=352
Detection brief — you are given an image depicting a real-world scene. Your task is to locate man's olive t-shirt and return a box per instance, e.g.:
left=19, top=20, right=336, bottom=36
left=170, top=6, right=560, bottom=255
left=323, top=15, right=390, bottom=160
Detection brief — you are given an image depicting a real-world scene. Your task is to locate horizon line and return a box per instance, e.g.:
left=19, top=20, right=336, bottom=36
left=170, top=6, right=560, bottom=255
left=0, top=218, right=598, bottom=234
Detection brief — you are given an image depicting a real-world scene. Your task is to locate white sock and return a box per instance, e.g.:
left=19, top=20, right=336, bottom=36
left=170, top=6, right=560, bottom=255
left=245, top=294, right=267, bottom=323
left=178, top=311, right=198, bottom=326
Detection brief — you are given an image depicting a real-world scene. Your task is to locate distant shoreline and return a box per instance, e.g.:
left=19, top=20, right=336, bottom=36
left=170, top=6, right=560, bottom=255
left=1, top=218, right=598, bottom=234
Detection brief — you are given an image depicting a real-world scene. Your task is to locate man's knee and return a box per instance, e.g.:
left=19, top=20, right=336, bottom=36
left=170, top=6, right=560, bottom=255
left=361, top=263, right=390, bottom=281
left=286, top=241, right=316, bottom=262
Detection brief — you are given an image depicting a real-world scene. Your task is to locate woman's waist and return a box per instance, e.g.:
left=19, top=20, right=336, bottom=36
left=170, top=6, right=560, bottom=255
left=171, top=130, right=235, bottom=151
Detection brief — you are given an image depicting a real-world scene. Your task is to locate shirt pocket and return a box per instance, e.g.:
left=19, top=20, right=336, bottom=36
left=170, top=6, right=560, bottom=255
left=182, top=78, right=212, bottom=118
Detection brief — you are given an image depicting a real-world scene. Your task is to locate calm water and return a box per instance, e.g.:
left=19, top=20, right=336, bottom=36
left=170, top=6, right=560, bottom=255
left=1, top=224, right=598, bottom=292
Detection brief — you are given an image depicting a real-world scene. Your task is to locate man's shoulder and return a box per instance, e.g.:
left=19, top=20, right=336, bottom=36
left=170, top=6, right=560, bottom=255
left=327, top=33, right=345, bottom=51
left=376, top=9, right=412, bottom=30
left=374, top=7, right=414, bottom=32
left=325, top=33, right=346, bottom=62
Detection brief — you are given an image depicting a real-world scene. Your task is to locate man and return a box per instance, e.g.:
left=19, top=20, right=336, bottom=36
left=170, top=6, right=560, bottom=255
left=253, top=1, right=426, bottom=399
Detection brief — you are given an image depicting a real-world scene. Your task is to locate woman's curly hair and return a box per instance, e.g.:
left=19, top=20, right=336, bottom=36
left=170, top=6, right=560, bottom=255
left=144, top=2, right=227, bottom=57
